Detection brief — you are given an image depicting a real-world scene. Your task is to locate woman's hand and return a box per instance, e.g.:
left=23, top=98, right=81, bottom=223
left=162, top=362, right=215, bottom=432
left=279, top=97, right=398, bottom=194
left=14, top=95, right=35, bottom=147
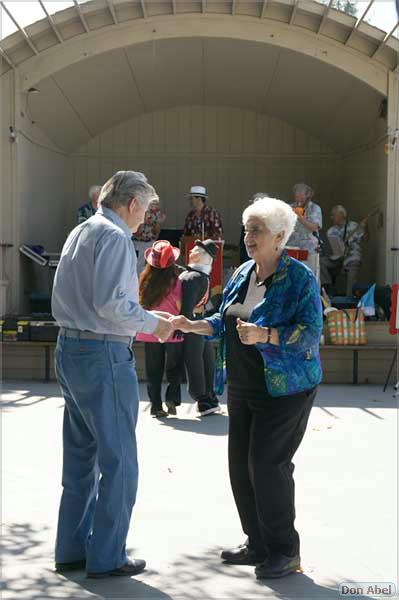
left=169, top=316, right=214, bottom=336
left=236, top=318, right=265, bottom=345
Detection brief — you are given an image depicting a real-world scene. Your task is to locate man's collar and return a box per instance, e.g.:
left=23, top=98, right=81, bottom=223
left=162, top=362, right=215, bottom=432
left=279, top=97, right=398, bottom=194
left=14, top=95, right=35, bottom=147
left=97, top=205, right=132, bottom=240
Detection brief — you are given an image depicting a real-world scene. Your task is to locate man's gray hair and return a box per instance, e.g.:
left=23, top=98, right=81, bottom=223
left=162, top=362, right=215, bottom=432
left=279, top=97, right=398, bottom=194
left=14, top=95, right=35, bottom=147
left=99, top=171, right=156, bottom=209
left=293, top=182, right=314, bottom=199
left=331, top=204, right=347, bottom=218
left=243, top=197, right=297, bottom=249
left=89, top=185, right=101, bottom=199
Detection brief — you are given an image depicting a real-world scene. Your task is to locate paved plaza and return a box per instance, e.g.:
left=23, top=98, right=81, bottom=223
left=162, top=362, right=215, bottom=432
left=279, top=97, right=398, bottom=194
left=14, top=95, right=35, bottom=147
left=1, top=381, right=397, bottom=600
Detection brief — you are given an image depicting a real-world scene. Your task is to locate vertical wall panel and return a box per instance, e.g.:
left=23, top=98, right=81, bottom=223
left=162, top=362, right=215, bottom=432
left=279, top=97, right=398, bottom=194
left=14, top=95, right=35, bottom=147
left=153, top=111, right=165, bottom=154
left=341, top=121, right=387, bottom=285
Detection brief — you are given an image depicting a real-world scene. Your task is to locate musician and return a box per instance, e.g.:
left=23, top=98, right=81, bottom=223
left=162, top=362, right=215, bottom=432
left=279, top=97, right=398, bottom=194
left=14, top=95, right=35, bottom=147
left=77, top=185, right=101, bottom=224
left=320, top=205, right=369, bottom=296
left=133, top=195, right=166, bottom=273
left=287, top=183, right=322, bottom=281
left=183, top=186, right=223, bottom=240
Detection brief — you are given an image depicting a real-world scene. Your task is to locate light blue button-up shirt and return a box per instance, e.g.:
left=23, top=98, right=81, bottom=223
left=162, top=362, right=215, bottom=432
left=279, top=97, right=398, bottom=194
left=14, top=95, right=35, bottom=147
left=52, top=206, right=159, bottom=337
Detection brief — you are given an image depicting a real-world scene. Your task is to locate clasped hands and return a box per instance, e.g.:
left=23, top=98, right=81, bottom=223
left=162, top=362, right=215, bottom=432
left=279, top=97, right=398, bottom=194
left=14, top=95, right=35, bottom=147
left=151, top=311, right=191, bottom=343
left=152, top=311, right=270, bottom=346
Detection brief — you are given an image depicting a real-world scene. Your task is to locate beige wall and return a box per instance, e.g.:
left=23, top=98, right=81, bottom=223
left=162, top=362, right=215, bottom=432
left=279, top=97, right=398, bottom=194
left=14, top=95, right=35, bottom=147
left=0, top=71, right=14, bottom=245
left=0, top=68, right=72, bottom=312
left=340, top=119, right=387, bottom=285
left=0, top=70, right=18, bottom=313
left=72, top=106, right=342, bottom=244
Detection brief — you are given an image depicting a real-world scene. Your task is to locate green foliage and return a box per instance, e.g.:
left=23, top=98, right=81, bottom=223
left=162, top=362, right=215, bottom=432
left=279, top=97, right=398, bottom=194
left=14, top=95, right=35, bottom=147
left=334, top=0, right=357, bottom=17
left=320, top=0, right=358, bottom=18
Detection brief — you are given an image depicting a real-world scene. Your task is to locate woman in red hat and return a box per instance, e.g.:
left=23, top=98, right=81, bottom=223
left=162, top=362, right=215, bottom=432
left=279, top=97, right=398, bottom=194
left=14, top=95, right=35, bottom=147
left=136, top=240, right=183, bottom=417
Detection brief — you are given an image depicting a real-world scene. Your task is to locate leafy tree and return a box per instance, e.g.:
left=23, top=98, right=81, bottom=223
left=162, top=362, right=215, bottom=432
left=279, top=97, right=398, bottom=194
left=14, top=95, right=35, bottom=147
left=334, top=0, right=357, bottom=17
left=320, top=0, right=358, bottom=18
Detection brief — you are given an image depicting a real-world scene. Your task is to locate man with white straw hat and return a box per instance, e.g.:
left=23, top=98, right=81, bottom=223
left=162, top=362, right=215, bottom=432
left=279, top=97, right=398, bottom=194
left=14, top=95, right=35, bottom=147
left=183, top=185, right=223, bottom=240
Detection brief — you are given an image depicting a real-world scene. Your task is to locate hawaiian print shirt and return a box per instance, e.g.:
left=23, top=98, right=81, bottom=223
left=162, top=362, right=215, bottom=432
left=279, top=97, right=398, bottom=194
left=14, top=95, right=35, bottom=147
left=134, top=206, right=165, bottom=242
left=287, top=200, right=322, bottom=253
left=183, top=205, right=223, bottom=239
left=327, top=220, right=364, bottom=267
left=77, top=202, right=97, bottom=224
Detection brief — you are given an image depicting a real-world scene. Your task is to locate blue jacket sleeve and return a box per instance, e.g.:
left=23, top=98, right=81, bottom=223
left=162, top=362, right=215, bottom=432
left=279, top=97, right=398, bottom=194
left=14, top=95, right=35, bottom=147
left=204, top=312, right=223, bottom=340
left=276, top=272, right=322, bottom=353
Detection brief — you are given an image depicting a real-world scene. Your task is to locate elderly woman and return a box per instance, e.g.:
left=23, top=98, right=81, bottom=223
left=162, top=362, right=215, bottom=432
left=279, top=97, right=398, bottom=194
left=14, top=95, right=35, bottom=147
left=287, top=182, right=322, bottom=281
left=172, top=198, right=323, bottom=580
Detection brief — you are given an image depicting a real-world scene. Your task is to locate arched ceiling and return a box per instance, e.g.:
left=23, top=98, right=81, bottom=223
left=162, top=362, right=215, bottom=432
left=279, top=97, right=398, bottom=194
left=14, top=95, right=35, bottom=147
left=1, top=1, right=394, bottom=155
left=27, top=36, right=385, bottom=154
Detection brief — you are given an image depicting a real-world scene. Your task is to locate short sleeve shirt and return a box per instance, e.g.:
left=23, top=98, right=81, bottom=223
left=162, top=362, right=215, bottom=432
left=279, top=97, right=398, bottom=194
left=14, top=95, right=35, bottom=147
left=77, top=202, right=96, bottom=224
left=327, top=220, right=364, bottom=266
left=134, top=206, right=165, bottom=242
left=287, top=200, right=322, bottom=253
left=183, top=205, right=223, bottom=239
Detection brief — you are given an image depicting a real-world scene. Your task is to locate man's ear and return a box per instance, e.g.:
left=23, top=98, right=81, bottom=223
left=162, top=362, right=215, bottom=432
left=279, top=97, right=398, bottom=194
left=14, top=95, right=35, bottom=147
left=128, top=197, right=137, bottom=213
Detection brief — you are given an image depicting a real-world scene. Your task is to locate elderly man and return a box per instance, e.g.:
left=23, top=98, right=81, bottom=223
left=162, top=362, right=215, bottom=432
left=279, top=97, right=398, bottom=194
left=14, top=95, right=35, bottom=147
left=321, top=204, right=369, bottom=296
left=133, top=195, right=166, bottom=273
left=52, top=171, right=173, bottom=578
left=183, top=186, right=223, bottom=240
left=287, top=183, right=322, bottom=280
left=77, top=185, right=101, bottom=224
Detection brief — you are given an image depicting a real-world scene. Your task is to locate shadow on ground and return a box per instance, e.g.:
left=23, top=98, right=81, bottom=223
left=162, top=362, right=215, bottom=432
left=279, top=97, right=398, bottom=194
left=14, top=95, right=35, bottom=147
left=2, top=523, right=375, bottom=600
left=157, top=413, right=228, bottom=436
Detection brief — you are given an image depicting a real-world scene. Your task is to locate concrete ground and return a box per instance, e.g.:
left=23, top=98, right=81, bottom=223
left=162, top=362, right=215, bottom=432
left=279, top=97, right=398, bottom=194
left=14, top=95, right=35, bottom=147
left=1, top=381, right=397, bottom=600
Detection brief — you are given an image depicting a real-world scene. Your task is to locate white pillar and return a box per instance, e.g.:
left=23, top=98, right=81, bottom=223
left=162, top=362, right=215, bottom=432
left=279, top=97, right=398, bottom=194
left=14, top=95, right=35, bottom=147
left=385, top=68, right=399, bottom=284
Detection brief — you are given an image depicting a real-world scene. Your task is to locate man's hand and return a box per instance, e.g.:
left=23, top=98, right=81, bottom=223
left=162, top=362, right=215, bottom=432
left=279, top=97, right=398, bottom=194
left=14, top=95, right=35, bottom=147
left=154, top=316, right=173, bottom=343
left=169, top=315, right=193, bottom=333
left=236, top=318, right=266, bottom=345
left=151, top=310, right=174, bottom=320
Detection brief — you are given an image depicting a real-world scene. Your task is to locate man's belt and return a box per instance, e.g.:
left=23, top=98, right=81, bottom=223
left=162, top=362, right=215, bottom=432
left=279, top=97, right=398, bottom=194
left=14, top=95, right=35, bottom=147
left=60, top=327, right=132, bottom=345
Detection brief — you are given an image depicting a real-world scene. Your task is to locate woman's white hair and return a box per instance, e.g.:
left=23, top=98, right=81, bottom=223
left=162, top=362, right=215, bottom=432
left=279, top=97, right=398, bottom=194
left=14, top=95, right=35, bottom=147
left=242, top=198, right=297, bottom=249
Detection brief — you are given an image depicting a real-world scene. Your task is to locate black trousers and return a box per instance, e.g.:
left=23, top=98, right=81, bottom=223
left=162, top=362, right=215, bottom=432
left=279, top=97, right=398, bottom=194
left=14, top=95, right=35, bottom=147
left=227, top=386, right=316, bottom=557
left=183, top=334, right=216, bottom=403
left=144, top=342, right=184, bottom=410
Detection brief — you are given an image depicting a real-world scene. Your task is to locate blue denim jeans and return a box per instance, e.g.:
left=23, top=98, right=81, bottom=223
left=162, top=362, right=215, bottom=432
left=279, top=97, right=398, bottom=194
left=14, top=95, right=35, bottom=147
left=54, top=334, right=140, bottom=573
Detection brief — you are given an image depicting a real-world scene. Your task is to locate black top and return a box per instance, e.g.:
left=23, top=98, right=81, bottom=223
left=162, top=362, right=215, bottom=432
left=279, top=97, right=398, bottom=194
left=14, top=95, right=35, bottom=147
left=179, top=266, right=215, bottom=323
left=225, top=268, right=273, bottom=394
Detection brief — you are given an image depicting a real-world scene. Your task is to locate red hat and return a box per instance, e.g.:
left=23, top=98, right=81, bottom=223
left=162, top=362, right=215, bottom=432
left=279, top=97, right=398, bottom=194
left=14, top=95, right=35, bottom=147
left=144, top=240, right=180, bottom=269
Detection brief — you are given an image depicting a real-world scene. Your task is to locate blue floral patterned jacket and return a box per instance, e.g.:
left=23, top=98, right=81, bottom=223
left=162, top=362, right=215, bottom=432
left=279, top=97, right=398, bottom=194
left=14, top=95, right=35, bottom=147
left=205, top=251, right=323, bottom=397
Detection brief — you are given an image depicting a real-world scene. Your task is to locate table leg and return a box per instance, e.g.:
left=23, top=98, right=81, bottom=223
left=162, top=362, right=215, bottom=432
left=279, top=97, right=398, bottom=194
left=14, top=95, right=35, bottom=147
left=353, top=349, right=359, bottom=385
left=44, top=346, right=50, bottom=382
left=383, top=349, right=397, bottom=392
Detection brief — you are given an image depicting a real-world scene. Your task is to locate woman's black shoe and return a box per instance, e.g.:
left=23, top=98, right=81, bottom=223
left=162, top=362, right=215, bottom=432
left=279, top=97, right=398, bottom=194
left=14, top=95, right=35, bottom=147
left=221, top=544, right=265, bottom=566
left=255, top=553, right=301, bottom=579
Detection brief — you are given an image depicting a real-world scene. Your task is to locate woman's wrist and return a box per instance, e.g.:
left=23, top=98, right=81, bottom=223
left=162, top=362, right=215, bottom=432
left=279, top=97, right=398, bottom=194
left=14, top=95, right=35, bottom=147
left=258, top=326, right=272, bottom=344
